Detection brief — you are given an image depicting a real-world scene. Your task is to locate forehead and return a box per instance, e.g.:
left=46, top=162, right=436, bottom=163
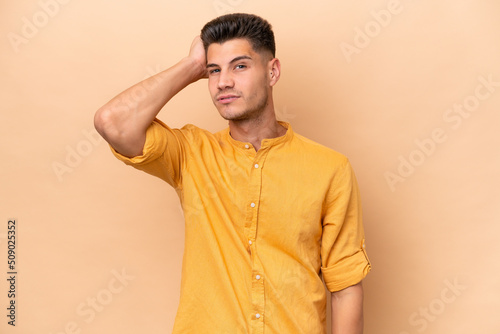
left=206, top=38, right=259, bottom=64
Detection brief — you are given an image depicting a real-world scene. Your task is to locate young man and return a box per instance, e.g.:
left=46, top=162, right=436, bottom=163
left=95, top=13, right=371, bottom=334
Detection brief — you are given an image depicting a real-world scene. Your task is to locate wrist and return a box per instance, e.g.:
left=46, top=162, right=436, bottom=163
left=179, top=56, right=207, bottom=83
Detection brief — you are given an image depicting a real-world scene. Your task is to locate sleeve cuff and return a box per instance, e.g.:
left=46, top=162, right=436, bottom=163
left=110, top=119, right=168, bottom=166
left=322, top=244, right=372, bottom=292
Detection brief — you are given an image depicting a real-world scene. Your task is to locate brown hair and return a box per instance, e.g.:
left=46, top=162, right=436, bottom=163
left=201, top=13, right=276, bottom=57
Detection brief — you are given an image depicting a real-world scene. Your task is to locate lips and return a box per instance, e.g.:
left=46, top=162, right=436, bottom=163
left=217, top=94, right=240, bottom=104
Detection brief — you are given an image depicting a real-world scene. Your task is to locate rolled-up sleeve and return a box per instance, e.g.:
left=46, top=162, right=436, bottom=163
left=321, top=158, right=371, bottom=292
left=109, top=118, right=186, bottom=189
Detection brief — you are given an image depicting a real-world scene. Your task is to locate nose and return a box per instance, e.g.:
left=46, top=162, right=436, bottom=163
left=217, top=70, right=234, bottom=90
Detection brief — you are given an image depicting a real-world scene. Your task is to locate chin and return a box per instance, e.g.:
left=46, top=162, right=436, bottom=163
left=218, top=107, right=247, bottom=121
left=220, top=113, right=249, bottom=121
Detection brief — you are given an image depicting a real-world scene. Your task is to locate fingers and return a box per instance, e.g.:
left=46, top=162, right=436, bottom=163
left=188, top=36, right=207, bottom=79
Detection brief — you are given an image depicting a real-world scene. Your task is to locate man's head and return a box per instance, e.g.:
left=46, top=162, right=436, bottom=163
left=200, top=13, right=280, bottom=123
left=201, top=13, right=275, bottom=59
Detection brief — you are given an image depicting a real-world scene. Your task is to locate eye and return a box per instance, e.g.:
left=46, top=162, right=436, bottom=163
left=209, top=68, right=220, bottom=74
left=235, top=64, right=247, bottom=70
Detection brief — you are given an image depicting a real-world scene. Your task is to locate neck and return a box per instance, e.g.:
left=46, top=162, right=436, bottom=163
left=228, top=107, right=287, bottom=151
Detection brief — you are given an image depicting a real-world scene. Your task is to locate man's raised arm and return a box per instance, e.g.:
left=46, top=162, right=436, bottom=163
left=94, top=36, right=207, bottom=158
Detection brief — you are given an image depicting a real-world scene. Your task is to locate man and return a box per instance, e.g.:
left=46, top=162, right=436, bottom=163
left=95, top=13, right=371, bottom=334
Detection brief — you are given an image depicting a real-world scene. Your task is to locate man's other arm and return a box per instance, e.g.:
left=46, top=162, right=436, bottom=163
left=331, top=281, right=364, bottom=334
left=94, top=36, right=207, bottom=158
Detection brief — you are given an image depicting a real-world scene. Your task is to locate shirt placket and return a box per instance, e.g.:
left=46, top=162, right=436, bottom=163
left=244, top=146, right=270, bottom=334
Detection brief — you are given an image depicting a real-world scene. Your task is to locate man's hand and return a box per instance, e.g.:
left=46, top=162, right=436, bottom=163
left=186, top=35, right=208, bottom=81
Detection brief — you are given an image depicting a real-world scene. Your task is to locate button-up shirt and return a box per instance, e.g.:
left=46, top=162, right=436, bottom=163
left=111, top=119, right=371, bottom=333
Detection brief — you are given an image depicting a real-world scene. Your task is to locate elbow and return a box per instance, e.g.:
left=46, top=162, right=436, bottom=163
left=93, top=106, right=145, bottom=158
left=94, top=107, right=112, bottom=140
left=332, top=281, right=364, bottom=302
left=94, top=106, right=125, bottom=145
left=93, top=106, right=125, bottom=148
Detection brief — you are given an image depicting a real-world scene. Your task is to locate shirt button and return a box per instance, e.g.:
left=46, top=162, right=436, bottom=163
left=255, top=313, right=261, bottom=319
left=244, top=144, right=250, bottom=149
left=250, top=202, right=256, bottom=208
left=256, top=275, right=261, bottom=280
left=248, top=240, right=252, bottom=245
left=254, top=164, right=259, bottom=169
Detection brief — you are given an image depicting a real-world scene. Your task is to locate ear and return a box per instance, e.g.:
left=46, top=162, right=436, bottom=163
left=268, top=58, right=281, bottom=87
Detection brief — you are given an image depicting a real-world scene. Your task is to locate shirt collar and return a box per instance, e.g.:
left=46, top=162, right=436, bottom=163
left=225, top=121, right=293, bottom=150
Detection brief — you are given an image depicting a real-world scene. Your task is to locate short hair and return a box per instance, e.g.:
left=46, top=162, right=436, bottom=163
left=201, top=13, right=276, bottom=57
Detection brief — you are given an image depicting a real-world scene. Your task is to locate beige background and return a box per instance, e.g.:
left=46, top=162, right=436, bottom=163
left=1, top=0, right=499, bottom=333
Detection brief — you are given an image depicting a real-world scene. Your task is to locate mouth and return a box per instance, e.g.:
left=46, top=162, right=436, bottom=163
left=217, top=94, right=240, bottom=104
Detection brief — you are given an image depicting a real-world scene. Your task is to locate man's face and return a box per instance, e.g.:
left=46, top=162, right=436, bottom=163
left=206, top=38, right=273, bottom=121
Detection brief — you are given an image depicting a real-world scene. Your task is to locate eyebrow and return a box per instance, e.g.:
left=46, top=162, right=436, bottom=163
left=206, top=55, right=252, bottom=68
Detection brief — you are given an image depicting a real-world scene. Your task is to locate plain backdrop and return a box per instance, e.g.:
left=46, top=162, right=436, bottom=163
left=1, top=0, right=499, bottom=333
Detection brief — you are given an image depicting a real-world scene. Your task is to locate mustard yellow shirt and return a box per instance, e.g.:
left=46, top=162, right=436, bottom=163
left=111, top=119, right=371, bottom=334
